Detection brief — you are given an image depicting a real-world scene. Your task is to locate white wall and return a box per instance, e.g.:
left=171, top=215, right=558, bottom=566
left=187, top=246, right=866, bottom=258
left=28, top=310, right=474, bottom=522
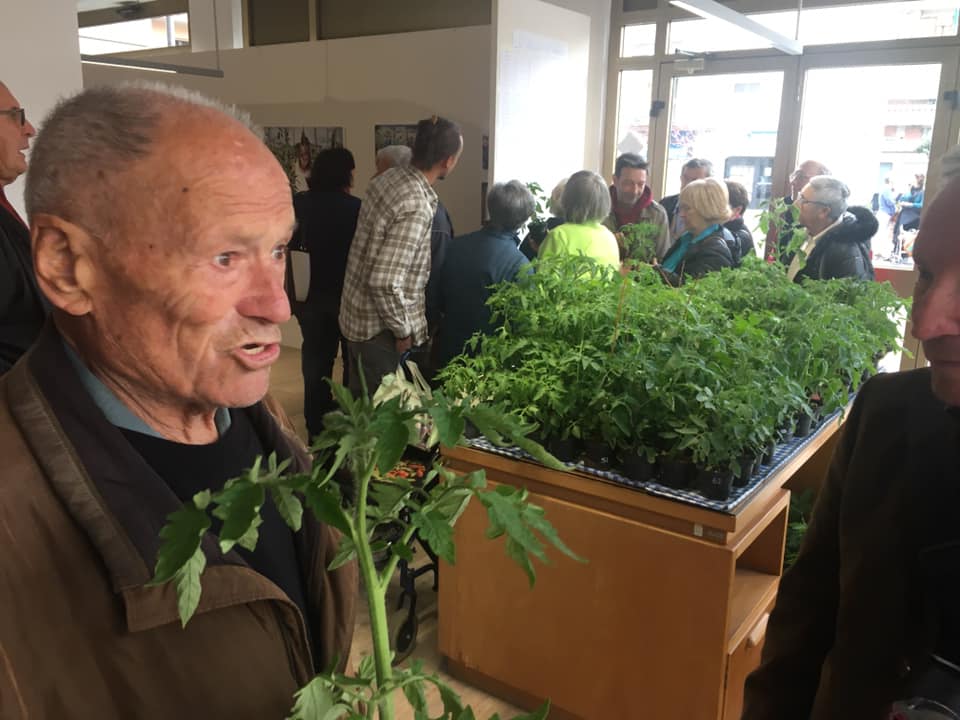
left=81, top=26, right=491, bottom=236
left=0, top=0, right=83, bottom=216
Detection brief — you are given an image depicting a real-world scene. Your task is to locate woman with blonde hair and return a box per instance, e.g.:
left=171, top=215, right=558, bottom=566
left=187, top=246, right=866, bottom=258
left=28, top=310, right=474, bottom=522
left=538, top=170, right=620, bottom=269
left=657, top=177, right=735, bottom=285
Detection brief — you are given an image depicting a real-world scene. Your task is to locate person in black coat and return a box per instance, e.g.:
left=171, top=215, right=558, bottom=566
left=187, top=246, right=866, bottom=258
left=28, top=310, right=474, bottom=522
left=435, top=181, right=533, bottom=370
left=292, top=147, right=361, bottom=438
left=0, top=81, right=46, bottom=373
left=657, top=177, right=734, bottom=286
left=790, top=175, right=875, bottom=283
left=723, top=179, right=756, bottom=263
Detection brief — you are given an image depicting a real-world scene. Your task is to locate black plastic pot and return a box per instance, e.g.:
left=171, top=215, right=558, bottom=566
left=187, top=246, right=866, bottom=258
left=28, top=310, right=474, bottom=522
left=694, top=467, right=734, bottom=501
left=762, top=440, right=776, bottom=466
left=794, top=411, right=814, bottom=438
left=735, top=454, right=756, bottom=487
left=546, top=436, right=577, bottom=463
left=463, top=419, right=481, bottom=440
left=621, top=451, right=656, bottom=483
left=583, top=439, right=614, bottom=468
left=659, top=457, right=694, bottom=489
left=753, top=452, right=763, bottom=477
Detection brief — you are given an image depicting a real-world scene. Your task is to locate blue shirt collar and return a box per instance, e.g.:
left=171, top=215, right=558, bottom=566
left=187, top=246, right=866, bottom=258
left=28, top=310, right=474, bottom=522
left=63, top=340, right=231, bottom=438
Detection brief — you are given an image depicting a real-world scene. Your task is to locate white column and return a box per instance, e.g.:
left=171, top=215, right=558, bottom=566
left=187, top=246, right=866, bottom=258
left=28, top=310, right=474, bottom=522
left=188, top=0, right=244, bottom=52
left=0, top=0, right=82, bottom=217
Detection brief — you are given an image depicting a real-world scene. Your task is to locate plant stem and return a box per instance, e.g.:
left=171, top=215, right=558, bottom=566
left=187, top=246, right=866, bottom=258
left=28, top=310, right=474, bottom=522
left=377, top=522, right=418, bottom=594
left=355, top=455, right=396, bottom=720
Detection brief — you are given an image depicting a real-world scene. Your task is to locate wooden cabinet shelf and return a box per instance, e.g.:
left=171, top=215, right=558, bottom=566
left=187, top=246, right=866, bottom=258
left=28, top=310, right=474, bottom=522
left=438, top=417, right=843, bottom=720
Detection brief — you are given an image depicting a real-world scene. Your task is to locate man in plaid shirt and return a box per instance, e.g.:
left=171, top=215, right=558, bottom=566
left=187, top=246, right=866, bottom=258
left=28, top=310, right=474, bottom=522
left=339, top=116, right=462, bottom=395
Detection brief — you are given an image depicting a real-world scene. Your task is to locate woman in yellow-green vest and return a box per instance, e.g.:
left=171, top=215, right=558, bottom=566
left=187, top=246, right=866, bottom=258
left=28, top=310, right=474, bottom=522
left=539, top=170, right=620, bottom=269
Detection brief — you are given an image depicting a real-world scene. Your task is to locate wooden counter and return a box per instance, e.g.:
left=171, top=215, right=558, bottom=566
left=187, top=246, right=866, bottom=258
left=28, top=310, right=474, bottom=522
left=438, top=418, right=844, bottom=720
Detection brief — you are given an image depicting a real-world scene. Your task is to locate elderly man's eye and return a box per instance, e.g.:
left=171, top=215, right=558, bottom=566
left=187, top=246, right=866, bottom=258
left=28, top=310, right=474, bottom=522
left=271, top=245, right=288, bottom=261
left=214, top=252, right=235, bottom=268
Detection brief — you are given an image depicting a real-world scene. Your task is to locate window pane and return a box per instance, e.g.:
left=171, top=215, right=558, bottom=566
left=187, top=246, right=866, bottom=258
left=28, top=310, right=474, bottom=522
left=797, top=63, right=940, bottom=264
left=668, top=11, right=797, bottom=54
left=621, top=23, right=656, bottom=57
left=664, top=71, right=784, bottom=244
left=799, top=3, right=958, bottom=45
left=669, top=2, right=959, bottom=54
left=615, top=70, right=654, bottom=163
left=79, top=13, right=189, bottom=54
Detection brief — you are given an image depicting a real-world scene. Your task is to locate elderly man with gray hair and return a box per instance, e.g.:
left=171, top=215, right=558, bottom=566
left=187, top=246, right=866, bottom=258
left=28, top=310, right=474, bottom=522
left=789, top=174, right=876, bottom=282
left=0, top=83, right=357, bottom=717
left=374, top=144, right=412, bottom=175
left=435, top=180, right=533, bottom=369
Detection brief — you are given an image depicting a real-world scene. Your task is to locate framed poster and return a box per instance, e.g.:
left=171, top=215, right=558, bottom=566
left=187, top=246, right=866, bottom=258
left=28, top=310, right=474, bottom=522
left=374, top=123, right=418, bottom=152
left=263, top=126, right=344, bottom=193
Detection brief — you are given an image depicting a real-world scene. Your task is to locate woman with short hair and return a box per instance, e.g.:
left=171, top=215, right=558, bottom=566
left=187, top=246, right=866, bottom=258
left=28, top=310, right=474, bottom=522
left=657, top=177, right=735, bottom=285
left=538, top=170, right=620, bottom=269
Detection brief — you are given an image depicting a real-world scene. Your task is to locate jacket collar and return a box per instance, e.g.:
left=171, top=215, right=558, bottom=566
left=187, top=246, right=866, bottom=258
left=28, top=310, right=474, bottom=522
left=9, top=321, right=311, bottom=633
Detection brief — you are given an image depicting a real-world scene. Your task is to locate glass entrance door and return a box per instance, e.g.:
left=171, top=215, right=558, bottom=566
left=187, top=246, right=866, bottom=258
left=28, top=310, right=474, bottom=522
left=652, top=59, right=794, bottom=256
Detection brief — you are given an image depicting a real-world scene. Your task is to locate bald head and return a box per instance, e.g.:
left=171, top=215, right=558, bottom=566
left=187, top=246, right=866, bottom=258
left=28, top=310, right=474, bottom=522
left=790, top=159, right=830, bottom=198
left=25, top=82, right=262, bottom=234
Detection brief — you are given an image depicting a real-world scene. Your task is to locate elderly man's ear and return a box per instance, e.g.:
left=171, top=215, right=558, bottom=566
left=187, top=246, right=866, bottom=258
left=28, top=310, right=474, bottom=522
left=32, top=214, right=97, bottom=316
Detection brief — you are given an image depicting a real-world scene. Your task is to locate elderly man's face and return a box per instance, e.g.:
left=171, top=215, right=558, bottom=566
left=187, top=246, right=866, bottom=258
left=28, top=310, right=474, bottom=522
left=680, top=165, right=709, bottom=190
left=88, top=115, right=294, bottom=414
left=795, top=183, right=831, bottom=233
left=912, top=178, right=960, bottom=406
left=615, top=167, right=647, bottom=206
left=0, top=84, right=36, bottom=185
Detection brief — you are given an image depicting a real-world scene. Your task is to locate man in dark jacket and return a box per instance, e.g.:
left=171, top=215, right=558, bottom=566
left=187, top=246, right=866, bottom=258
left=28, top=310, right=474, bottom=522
left=789, top=175, right=875, bottom=282
left=0, top=80, right=46, bottom=373
left=659, top=157, right=712, bottom=238
left=742, top=146, right=960, bottom=719
left=0, top=84, right=357, bottom=718
left=435, top=180, right=532, bottom=369
left=603, top=152, right=670, bottom=260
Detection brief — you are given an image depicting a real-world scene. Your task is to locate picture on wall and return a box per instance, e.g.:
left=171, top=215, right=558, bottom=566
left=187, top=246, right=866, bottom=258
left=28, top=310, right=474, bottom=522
left=374, top=124, right=418, bottom=152
left=264, top=126, right=344, bottom=193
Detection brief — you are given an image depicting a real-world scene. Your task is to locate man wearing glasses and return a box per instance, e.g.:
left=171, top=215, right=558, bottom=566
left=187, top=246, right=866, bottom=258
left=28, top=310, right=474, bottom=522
left=0, top=81, right=45, bottom=373
left=788, top=175, right=876, bottom=282
left=765, top=159, right=831, bottom=265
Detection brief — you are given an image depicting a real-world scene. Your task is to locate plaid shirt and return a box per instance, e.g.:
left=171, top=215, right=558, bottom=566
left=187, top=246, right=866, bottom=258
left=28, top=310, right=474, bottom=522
left=339, top=166, right=438, bottom=345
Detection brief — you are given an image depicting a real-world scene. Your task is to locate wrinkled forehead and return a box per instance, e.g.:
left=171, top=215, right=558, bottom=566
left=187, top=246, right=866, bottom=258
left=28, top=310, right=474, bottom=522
left=914, top=179, right=960, bottom=266
left=0, top=83, right=16, bottom=107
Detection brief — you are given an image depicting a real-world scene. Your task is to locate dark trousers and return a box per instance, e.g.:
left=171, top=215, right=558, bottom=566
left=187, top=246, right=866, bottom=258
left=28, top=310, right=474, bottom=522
left=346, top=331, right=402, bottom=399
left=296, top=308, right=348, bottom=440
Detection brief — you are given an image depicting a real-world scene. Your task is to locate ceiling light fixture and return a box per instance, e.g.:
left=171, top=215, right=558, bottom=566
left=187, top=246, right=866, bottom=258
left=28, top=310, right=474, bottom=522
left=80, top=54, right=225, bottom=77
left=670, top=0, right=803, bottom=55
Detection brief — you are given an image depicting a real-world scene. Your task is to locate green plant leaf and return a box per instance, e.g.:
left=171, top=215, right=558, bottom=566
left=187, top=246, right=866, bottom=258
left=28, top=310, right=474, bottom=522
left=305, top=483, right=352, bottom=536
left=271, top=485, right=305, bottom=532
left=411, top=509, right=456, bottom=565
left=401, top=677, right=428, bottom=714
left=214, top=480, right=266, bottom=554
left=390, top=540, right=414, bottom=562
left=287, top=676, right=347, bottom=720
left=174, top=545, right=206, bottom=627
left=328, top=534, right=357, bottom=571
left=523, top=504, right=585, bottom=563
left=428, top=401, right=465, bottom=448
left=370, top=399, right=412, bottom=474
left=150, top=499, right=211, bottom=585
left=455, top=708, right=477, bottom=720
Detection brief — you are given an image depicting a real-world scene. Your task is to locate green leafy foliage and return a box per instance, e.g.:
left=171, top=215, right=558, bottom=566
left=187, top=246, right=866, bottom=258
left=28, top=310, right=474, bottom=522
left=785, top=488, right=816, bottom=568
left=151, top=362, right=577, bottom=719
left=439, top=254, right=905, bottom=475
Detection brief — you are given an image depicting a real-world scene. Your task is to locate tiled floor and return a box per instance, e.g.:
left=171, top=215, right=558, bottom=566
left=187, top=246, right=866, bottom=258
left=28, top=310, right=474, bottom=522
left=269, top=347, right=523, bottom=719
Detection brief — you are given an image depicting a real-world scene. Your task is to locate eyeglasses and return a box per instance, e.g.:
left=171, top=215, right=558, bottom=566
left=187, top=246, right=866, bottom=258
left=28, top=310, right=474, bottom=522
left=795, top=196, right=829, bottom=209
left=0, top=108, right=26, bottom=127
left=789, top=170, right=809, bottom=183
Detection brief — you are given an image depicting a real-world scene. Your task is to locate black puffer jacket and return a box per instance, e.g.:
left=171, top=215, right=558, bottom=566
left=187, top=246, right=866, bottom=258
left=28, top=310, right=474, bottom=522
left=724, top=217, right=755, bottom=263
left=794, top=206, right=876, bottom=283
left=659, top=226, right=735, bottom=286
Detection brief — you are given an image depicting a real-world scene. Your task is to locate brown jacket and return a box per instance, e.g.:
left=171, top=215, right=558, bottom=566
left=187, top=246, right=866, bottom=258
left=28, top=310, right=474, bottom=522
left=743, top=369, right=960, bottom=719
left=0, top=325, right=357, bottom=719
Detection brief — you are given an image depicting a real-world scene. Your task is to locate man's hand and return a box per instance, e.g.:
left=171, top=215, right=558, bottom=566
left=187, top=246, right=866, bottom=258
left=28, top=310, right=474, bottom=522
left=395, top=335, right=412, bottom=354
